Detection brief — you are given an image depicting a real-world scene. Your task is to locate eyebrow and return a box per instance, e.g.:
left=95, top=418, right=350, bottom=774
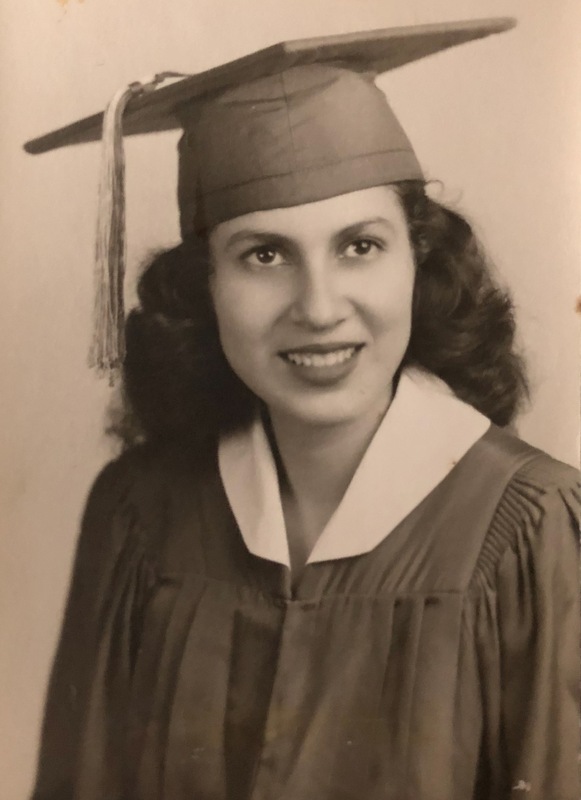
left=335, top=217, right=396, bottom=242
left=223, top=216, right=396, bottom=250
left=224, top=230, right=292, bottom=250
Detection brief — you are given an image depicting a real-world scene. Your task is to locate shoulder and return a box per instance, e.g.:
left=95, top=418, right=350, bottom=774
left=81, top=439, right=220, bottom=540
left=468, top=423, right=579, bottom=499
left=486, top=424, right=580, bottom=516
left=471, top=426, right=580, bottom=589
left=91, top=438, right=217, bottom=494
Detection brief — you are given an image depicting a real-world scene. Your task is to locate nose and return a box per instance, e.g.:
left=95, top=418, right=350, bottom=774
left=290, top=259, right=347, bottom=330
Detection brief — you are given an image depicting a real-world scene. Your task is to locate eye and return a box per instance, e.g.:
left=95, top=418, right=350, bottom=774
left=241, top=245, right=287, bottom=268
left=341, top=238, right=384, bottom=260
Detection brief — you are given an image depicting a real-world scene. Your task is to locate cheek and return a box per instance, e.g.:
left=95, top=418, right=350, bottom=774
left=210, top=273, right=275, bottom=366
left=362, top=259, right=415, bottom=335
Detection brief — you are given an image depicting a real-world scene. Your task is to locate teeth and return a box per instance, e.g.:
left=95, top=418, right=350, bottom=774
left=285, top=347, right=357, bottom=368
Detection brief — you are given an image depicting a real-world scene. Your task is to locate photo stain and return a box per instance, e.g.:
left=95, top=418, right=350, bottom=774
left=57, top=0, right=84, bottom=7
left=576, top=296, right=581, bottom=315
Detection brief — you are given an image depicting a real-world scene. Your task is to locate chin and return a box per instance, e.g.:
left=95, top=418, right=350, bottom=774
left=266, top=389, right=389, bottom=431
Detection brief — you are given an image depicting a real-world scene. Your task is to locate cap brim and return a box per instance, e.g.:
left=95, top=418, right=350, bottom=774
left=24, top=16, right=515, bottom=155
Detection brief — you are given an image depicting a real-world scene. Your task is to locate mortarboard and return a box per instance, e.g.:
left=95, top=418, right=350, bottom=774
left=24, top=17, right=516, bottom=378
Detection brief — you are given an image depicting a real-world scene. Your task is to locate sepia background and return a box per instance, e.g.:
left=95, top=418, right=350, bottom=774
left=1, top=0, right=579, bottom=796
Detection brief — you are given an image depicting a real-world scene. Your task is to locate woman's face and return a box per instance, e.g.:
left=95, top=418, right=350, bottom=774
left=208, top=186, right=415, bottom=430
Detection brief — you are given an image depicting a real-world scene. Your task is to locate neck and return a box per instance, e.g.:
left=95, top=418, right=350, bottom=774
left=268, top=404, right=389, bottom=503
left=266, top=390, right=393, bottom=574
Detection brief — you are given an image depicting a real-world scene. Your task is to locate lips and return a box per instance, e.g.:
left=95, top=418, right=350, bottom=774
left=278, top=342, right=364, bottom=373
left=283, top=347, right=357, bottom=368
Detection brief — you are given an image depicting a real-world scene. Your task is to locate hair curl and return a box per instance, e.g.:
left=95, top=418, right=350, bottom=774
left=113, top=181, right=528, bottom=447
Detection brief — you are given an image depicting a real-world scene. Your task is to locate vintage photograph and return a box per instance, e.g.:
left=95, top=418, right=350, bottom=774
left=1, top=1, right=579, bottom=798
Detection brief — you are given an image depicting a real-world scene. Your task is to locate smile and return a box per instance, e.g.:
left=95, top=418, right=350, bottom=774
left=281, top=346, right=360, bottom=368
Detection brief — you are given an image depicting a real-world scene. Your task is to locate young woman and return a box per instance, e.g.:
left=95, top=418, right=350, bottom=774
left=29, top=20, right=580, bottom=800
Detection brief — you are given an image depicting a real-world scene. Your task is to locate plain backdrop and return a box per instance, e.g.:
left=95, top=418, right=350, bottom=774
left=1, top=0, right=579, bottom=797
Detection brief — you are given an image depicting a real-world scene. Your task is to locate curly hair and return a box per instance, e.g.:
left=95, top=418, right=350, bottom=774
left=114, top=181, right=528, bottom=446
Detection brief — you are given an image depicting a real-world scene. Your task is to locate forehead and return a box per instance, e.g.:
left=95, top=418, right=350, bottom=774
left=209, top=185, right=406, bottom=245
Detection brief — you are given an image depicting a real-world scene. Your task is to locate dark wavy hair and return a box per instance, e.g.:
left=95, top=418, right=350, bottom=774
left=113, top=181, right=528, bottom=447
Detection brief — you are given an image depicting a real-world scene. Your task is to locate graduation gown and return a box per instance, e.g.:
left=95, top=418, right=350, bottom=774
left=31, top=370, right=581, bottom=800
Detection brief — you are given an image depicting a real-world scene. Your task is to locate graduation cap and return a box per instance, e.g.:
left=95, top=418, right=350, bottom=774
left=25, top=17, right=516, bottom=378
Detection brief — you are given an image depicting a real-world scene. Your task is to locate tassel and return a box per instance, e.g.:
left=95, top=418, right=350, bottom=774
left=89, top=72, right=187, bottom=383
left=90, top=81, right=140, bottom=381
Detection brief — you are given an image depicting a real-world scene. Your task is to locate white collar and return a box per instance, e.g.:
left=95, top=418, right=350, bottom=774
left=218, top=367, right=490, bottom=567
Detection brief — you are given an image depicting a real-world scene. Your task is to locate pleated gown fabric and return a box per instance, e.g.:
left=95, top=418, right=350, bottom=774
left=32, top=425, right=581, bottom=800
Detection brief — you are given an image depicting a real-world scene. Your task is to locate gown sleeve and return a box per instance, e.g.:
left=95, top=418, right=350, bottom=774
left=475, top=458, right=581, bottom=800
left=30, top=450, right=157, bottom=800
